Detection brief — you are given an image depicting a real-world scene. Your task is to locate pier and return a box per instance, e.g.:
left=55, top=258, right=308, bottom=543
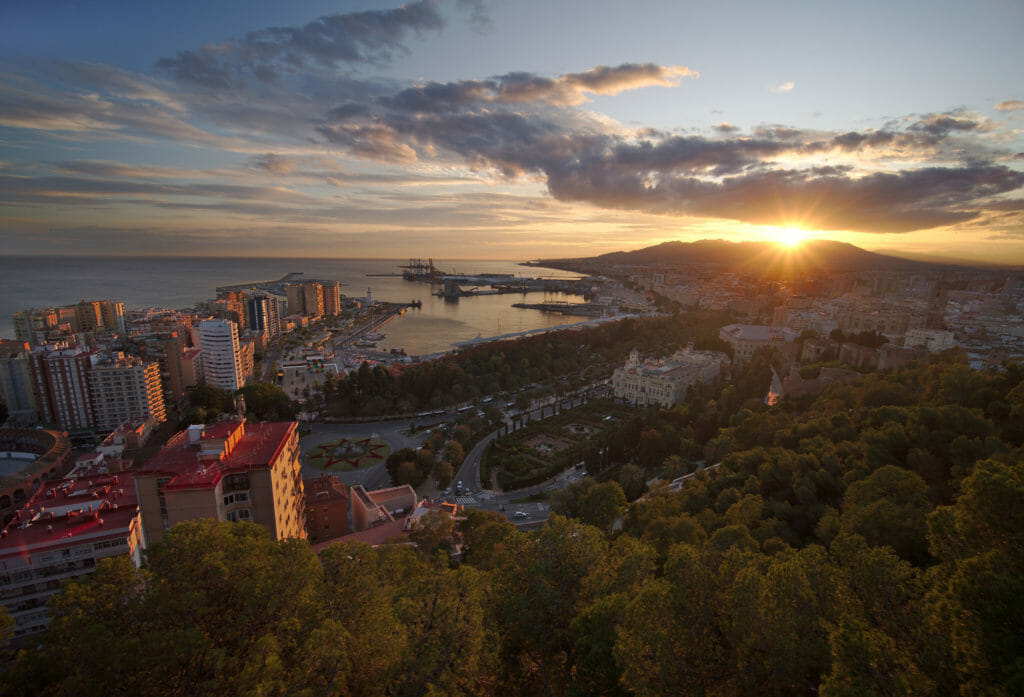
left=511, top=301, right=607, bottom=316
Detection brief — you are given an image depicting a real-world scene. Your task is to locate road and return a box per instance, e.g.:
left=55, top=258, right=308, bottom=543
left=299, top=379, right=612, bottom=528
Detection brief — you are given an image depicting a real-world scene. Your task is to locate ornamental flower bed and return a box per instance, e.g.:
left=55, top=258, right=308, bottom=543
left=306, top=437, right=389, bottom=471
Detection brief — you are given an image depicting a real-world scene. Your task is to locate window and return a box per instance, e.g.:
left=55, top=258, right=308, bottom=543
left=225, top=474, right=250, bottom=492
left=223, top=492, right=250, bottom=506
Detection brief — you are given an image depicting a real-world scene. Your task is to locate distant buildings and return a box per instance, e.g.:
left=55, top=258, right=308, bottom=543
left=718, top=324, right=800, bottom=362
left=286, top=280, right=342, bottom=319
left=198, top=319, right=245, bottom=391
left=287, top=282, right=323, bottom=319
left=133, top=419, right=305, bottom=545
left=613, top=346, right=729, bottom=408
left=26, top=346, right=166, bottom=434
left=904, top=328, right=956, bottom=353
left=13, top=300, right=124, bottom=348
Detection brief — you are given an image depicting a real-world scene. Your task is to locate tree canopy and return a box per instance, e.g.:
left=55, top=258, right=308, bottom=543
left=4, top=350, right=1023, bottom=696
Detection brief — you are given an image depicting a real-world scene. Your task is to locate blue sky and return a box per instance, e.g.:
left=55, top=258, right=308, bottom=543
left=1, top=0, right=1022, bottom=261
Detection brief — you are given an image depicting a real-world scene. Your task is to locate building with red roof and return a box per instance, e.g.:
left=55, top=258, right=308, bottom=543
left=0, top=467, right=143, bottom=638
left=134, top=418, right=305, bottom=545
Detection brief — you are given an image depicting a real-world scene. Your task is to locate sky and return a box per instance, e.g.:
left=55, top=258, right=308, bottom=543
left=1, top=0, right=1022, bottom=263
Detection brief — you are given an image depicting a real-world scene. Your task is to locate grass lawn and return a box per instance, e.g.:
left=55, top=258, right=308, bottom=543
left=305, top=437, right=391, bottom=471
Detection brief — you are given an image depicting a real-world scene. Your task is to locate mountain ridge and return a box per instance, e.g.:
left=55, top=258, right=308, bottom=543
left=531, top=239, right=956, bottom=274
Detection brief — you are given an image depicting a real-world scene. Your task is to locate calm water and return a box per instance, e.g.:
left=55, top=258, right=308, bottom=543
left=0, top=257, right=586, bottom=355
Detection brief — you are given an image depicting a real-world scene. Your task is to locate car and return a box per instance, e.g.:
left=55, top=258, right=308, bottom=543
left=513, top=511, right=528, bottom=519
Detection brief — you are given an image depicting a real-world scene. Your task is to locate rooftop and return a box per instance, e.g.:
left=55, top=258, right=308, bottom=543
left=136, top=419, right=295, bottom=491
left=310, top=517, right=409, bottom=553
left=0, top=471, right=139, bottom=556
left=721, top=324, right=799, bottom=342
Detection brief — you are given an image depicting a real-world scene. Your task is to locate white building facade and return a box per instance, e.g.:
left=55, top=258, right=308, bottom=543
left=198, top=319, right=244, bottom=391
left=613, top=346, right=729, bottom=408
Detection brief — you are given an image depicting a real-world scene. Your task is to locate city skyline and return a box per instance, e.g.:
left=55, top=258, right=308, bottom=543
left=1, top=0, right=1022, bottom=263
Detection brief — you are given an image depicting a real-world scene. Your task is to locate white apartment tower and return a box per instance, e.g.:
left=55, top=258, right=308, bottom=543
left=198, top=319, right=244, bottom=391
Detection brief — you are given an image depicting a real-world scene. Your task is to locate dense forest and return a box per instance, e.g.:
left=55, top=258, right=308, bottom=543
left=2, top=351, right=1022, bottom=696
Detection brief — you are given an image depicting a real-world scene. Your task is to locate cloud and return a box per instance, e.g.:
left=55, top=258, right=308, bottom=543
left=155, top=1, right=446, bottom=88
left=250, top=154, right=294, bottom=175
left=495, top=64, right=697, bottom=105
left=456, top=0, right=494, bottom=33
left=995, top=100, right=1024, bottom=112
left=773, top=81, right=795, bottom=93
left=371, top=63, right=697, bottom=115
left=314, top=77, right=1024, bottom=234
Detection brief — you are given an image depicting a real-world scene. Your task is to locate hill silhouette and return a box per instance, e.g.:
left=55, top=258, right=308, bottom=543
left=535, top=239, right=941, bottom=275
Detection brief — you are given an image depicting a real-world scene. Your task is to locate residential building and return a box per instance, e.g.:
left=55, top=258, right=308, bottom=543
left=303, top=283, right=324, bottom=319
left=0, top=467, right=143, bottom=638
left=612, top=346, right=729, bottom=408
left=87, top=353, right=167, bottom=433
left=0, top=340, right=37, bottom=425
left=247, top=293, right=281, bottom=337
left=239, top=337, right=255, bottom=385
left=303, top=474, right=349, bottom=543
left=29, top=345, right=101, bottom=431
left=133, top=419, right=305, bottom=545
left=180, top=347, right=203, bottom=391
left=322, top=281, right=341, bottom=316
left=198, top=319, right=244, bottom=391
left=286, top=282, right=329, bottom=319
left=349, top=484, right=417, bottom=532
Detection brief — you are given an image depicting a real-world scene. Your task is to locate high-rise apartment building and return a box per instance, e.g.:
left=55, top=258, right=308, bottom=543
left=0, top=340, right=37, bottom=425
left=322, top=281, right=341, bottom=316
left=29, top=346, right=100, bottom=431
left=303, top=283, right=324, bottom=318
left=286, top=282, right=331, bottom=319
left=28, top=346, right=166, bottom=434
left=198, top=319, right=244, bottom=391
left=87, top=354, right=167, bottom=433
left=133, top=419, right=305, bottom=545
left=247, top=294, right=281, bottom=337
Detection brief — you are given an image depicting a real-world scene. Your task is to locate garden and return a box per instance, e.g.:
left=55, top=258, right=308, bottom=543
left=484, top=398, right=636, bottom=490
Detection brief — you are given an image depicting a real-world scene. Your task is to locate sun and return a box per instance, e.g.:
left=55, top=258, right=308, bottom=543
left=775, top=227, right=808, bottom=248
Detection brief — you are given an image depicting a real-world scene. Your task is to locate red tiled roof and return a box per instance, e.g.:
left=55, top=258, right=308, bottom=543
left=311, top=518, right=409, bottom=553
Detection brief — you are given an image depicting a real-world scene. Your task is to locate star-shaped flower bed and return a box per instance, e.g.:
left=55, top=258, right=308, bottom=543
left=306, top=437, right=390, bottom=471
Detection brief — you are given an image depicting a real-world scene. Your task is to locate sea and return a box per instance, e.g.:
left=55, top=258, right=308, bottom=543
left=0, top=257, right=589, bottom=356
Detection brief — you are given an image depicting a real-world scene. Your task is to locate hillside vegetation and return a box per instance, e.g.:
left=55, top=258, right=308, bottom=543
left=3, top=351, right=1022, bottom=697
